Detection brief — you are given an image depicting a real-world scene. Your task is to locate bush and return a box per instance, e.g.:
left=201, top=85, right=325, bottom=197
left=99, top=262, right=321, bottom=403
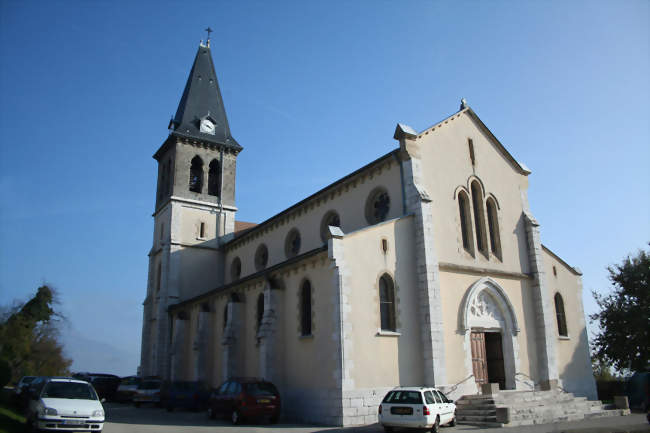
left=0, top=359, right=11, bottom=389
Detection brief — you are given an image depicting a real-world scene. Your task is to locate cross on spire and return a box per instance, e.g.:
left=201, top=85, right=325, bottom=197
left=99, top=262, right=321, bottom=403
left=205, top=27, right=213, bottom=47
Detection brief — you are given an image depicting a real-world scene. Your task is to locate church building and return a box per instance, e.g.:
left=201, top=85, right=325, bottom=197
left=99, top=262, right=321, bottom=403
left=139, top=40, right=597, bottom=426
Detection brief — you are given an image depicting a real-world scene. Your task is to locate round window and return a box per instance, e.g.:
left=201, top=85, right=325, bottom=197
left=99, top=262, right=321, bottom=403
left=320, top=210, right=341, bottom=242
left=255, top=244, right=268, bottom=271
left=365, top=187, right=390, bottom=224
left=285, top=228, right=301, bottom=258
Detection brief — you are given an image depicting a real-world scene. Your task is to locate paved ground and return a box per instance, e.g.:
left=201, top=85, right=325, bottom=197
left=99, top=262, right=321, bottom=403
left=103, top=403, right=649, bottom=433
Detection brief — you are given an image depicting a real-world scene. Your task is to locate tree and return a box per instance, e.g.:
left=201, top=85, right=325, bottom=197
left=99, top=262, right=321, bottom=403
left=0, top=285, right=72, bottom=384
left=590, top=245, right=650, bottom=373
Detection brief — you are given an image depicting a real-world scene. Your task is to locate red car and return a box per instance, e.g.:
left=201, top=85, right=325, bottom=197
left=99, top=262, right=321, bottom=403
left=207, top=378, right=280, bottom=424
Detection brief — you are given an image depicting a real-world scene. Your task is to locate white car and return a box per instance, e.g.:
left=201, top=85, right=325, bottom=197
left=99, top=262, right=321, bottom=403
left=378, top=387, right=456, bottom=433
left=25, top=377, right=105, bottom=432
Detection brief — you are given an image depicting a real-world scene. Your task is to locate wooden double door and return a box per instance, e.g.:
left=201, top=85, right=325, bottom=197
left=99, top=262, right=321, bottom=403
left=471, top=331, right=506, bottom=390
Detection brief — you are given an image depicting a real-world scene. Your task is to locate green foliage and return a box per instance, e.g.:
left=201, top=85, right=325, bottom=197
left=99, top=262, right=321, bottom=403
left=0, top=286, right=71, bottom=384
left=0, top=359, right=10, bottom=389
left=590, top=244, right=650, bottom=373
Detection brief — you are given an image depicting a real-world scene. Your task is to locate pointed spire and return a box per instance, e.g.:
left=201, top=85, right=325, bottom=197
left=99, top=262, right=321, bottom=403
left=170, top=43, right=241, bottom=150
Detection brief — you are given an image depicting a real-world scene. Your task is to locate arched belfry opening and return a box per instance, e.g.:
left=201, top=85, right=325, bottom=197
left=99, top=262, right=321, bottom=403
left=459, top=277, right=520, bottom=392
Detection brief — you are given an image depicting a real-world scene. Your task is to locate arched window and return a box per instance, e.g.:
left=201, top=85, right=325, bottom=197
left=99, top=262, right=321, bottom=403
left=230, top=257, right=241, bottom=281
left=379, top=274, right=396, bottom=332
left=208, top=159, right=220, bottom=197
left=300, top=280, right=312, bottom=336
left=471, top=181, right=488, bottom=256
left=256, top=293, right=265, bottom=331
left=165, top=160, right=172, bottom=196
left=486, top=197, right=501, bottom=258
left=285, top=228, right=301, bottom=258
left=255, top=244, right=268, bottom=271
left=320, top=210, right=341, bottom=242
left=554, top=293, right=568, bottom=337
left=458, top=190, right=473, bottom=253
left=155, top=263, right=162, bottom=292
left=189, top=156, right=203, bottom=193
left=365, top=187, right=391, bottom=225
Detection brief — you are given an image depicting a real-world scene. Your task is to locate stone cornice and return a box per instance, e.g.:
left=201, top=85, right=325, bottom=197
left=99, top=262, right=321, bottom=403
left=438, top=262, right=532, bottom=280
left=168, top=245, right=328, bottom=312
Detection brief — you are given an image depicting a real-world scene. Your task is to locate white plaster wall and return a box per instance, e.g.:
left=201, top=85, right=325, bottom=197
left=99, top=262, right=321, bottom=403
left=341, top=216, right=424, bottom=388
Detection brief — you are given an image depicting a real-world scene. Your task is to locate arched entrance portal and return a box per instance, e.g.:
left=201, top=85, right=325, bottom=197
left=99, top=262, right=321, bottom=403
left=458, top=278, right=520, bottom=391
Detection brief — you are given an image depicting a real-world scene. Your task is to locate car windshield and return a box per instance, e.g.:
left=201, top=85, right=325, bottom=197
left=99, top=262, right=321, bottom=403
left=42, top=382, right=98, bottom=400
left=139, top=381, right=161, bottom=390
left=245, top=382, right=278, bottom=396
left=382, top=390, right=423, bottom=404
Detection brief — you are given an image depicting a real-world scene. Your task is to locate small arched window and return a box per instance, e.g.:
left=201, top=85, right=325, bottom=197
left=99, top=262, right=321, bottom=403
left=458, top=190, right=473, bottom=254
left=231, top=257, right=241, bottom=281
left=208, top=159, right=220, bottom=197
left=189, top=156, right=204, bottom=193
left=165, top=160, right=173, bottom=196
left=255, top=244, right=268, bottom=271
left=486, top=197, right=501, bottom=258
left=155, top=263, right=162, bottom=292
left=471, top=181, right=488, bottom=256
left=379, top=274, right=396, bottom=332
left=554, top=293, right=568, bottom=337
left=365, top=187, right=391, bottom=225
left=256, top=293, right=265, bottom=331
left=300, top=280, right=312, bottom=336
left=285, top=228, right=301, bottom=258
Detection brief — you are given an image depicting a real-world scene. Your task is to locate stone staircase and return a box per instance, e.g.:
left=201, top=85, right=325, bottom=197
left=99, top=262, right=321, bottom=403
left=455, top=389, right=630, bottom=427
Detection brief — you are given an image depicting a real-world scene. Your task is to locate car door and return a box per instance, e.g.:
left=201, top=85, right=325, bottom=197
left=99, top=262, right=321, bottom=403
left=214, top=381, right=230, bottom=416
left=435, top=390, right=452, bottom=423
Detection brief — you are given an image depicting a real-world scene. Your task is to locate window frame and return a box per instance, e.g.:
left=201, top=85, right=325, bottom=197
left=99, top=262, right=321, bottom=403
left=378, top=273, right=397, bottom=332
left=554, top=292, right=568, bottom=337
left=300, top=280, right=312, bottom=337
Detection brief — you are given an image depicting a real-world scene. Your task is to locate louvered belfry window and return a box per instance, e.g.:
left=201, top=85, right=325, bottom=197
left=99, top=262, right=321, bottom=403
left=189, top=156, right=203, bottom=193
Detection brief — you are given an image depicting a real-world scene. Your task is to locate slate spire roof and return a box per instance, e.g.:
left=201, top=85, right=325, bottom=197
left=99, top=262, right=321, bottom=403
left=170, top=42, right=241, bottom=151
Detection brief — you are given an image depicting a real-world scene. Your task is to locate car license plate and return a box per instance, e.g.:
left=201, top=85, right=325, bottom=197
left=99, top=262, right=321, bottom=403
left=63, top=419, right=84, bottom=425
left=257, top=399, right=270, bottom=403
left=391, top=406, right=413, bottom=415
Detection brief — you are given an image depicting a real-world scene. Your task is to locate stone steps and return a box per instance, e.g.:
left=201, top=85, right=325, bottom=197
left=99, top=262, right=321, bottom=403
left=455, top=389, right=629, bottom=427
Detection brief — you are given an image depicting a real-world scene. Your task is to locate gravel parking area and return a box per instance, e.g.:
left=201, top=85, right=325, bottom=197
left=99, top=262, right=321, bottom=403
left=103, top=403, right=649, bottom=433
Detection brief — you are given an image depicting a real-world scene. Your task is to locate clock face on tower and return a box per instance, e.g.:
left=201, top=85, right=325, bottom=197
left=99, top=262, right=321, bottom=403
left=200, top=118, right=216, bottom=135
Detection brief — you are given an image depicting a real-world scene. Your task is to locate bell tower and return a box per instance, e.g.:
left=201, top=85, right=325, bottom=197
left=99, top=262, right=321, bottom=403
left=140, top=38, right=242, bottom=378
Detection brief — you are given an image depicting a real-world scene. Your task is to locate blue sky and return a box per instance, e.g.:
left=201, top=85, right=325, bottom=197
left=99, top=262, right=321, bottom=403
left=0, top=1, right=648, bottom=377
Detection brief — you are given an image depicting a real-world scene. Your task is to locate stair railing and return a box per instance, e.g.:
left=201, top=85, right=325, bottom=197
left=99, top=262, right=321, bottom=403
left=515, top=372, right=568, bottom=393
left=445, top=374, right=475, bottom=395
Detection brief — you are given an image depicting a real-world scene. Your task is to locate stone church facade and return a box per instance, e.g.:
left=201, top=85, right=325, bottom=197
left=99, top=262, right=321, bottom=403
left=140, top=41, right=597, bottom=426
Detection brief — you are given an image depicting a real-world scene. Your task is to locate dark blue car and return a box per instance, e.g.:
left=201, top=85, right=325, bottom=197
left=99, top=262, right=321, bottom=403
left=164, top=381, right=211, bottom=412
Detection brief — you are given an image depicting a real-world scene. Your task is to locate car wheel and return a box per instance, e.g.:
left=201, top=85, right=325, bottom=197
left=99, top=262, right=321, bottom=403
left=231, top=409, right=241, bottom=425
left=431, top=415, right=440, bottom=433
left=383, top=426, right=393, bottom=433
left=449, top=414, right=457, bottom=426
left=134, top=402, right=140, bottom=408
left=166, top=404, right=173, bottom=412
left=270, top=413, right=279, bottom=424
